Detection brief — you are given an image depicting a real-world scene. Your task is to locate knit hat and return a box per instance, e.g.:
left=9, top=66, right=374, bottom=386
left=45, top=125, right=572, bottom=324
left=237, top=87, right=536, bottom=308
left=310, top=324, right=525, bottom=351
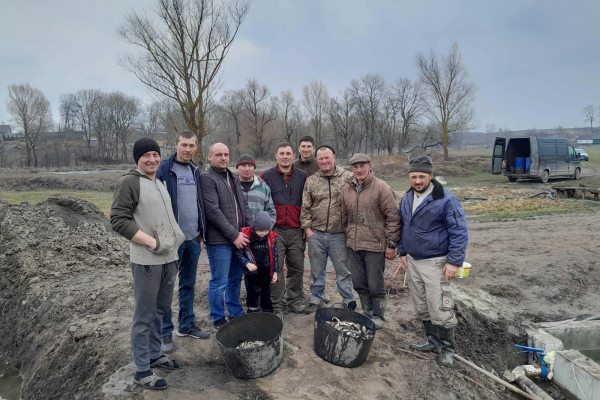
left=407, top=155, right=433, bottom=174
left=133, top=138, right=161, bottom=164
left=349, top=153, right=372, bottom=165
left=252, top=211, right=272, bottom=232
left=236, top=154, right=256, bottom=168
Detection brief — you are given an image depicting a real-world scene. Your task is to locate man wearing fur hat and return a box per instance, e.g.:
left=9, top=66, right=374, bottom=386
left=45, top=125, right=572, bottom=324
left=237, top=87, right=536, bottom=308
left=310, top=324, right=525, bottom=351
left=397, top=155, right=468, bottom=366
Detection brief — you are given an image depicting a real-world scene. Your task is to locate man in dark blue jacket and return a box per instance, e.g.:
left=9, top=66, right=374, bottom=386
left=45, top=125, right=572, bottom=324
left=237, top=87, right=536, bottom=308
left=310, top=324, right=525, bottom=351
left=397, top=155, right=468, bottom=366
left=156, top=130, right=209, bottom=353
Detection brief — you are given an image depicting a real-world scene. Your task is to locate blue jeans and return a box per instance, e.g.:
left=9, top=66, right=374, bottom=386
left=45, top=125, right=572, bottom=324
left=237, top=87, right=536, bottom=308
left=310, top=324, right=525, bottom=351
left=206, top=244, right=245, bottom=324
left=307, top=231, right=355, bottom=305
left=162, top=239, right=202, bottom=337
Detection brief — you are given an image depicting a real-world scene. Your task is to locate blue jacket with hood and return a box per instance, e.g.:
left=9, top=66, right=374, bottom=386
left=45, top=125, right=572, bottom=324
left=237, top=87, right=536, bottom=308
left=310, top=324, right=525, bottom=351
left=397, top=179, right=468, bottom=266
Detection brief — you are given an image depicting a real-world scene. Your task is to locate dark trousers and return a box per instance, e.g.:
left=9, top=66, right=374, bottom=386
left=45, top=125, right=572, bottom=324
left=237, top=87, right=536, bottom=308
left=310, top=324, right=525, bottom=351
left=245, top=268, right=273, bottom=312
left=348, top=249, right=386, bottom=300
left=271, top=227, right=305, bottom=311
left=162, top=239, right=201, bottom=337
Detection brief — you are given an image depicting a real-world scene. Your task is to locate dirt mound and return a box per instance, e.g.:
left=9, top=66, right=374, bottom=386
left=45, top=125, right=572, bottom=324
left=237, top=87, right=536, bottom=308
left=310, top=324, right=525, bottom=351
left=0, top=196, right=132, bottom=400
left=372, top=153, right=491, bottom=180
left=0, top=172, right=124, bottom=192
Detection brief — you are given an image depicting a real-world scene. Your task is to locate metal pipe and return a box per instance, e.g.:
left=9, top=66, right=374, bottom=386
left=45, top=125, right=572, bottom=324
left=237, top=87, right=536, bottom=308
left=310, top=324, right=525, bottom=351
left=454, top=354, right=541, bottom=400
left=511, top=366, right=553, bottom=400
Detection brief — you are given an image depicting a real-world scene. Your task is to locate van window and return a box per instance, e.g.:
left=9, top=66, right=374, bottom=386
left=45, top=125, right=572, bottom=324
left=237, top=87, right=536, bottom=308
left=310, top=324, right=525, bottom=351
left=556, top=145, right=568, bottom=156
left=541, top=145, right=556, bottom=156
left=494, top=144, right=503, bottom=156
left=568, top=146, right=575, bottom=158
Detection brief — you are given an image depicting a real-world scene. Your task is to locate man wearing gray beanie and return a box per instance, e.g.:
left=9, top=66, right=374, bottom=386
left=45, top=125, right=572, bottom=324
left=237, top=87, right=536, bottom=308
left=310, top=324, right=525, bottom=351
left=235, top=211, right=279, bottom=314
left=397, top=154, right=468, bottom=367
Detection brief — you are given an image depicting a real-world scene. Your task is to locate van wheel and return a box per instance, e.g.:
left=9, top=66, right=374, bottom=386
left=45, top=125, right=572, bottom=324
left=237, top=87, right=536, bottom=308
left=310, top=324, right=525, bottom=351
left=541, top=170, right=549, bottom=184
left=573, top=168, right=581, bottom=180
left=508, top=177, right=517, bottom=182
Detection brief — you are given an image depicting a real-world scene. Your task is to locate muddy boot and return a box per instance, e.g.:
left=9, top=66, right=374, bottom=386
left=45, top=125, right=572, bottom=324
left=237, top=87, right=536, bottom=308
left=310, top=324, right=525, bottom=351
left=409, top=320, right=440, bottom=353
left=436, top=325, right=456, bottom=366
left=359, top=294, right=373, bottom=318
left=371, top=298, right=386, bottom=329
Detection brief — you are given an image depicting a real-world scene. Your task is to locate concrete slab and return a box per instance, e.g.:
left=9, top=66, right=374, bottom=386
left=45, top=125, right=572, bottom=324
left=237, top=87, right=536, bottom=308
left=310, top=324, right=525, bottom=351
left=553, top=350, right=600, bottom=400
left=543, top=321, right=600, bottom=351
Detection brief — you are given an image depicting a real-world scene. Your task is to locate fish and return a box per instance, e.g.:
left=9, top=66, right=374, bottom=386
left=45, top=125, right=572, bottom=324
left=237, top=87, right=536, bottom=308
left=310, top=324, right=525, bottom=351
left=325, top=317, right=374, bottom=340
left=236, top=340, right=266, bottom=349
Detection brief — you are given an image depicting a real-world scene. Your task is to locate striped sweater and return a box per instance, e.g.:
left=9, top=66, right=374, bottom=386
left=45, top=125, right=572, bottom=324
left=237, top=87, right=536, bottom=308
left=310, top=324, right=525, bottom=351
left=239, top=175, right=277, bottom=227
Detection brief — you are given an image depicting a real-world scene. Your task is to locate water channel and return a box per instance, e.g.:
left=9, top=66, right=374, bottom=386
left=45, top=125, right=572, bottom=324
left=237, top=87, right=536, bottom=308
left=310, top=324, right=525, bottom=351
left=0, top=360, right=20, bottom=400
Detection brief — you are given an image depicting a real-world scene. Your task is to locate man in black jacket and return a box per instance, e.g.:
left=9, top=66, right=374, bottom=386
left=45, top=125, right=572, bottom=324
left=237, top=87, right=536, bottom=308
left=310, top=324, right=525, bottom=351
left=200, top=143, right=253, bottom=330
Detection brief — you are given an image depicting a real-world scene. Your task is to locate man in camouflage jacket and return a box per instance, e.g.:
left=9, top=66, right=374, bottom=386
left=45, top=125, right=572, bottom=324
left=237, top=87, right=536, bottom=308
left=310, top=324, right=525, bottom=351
left=300, top=145, right=356, bottom=313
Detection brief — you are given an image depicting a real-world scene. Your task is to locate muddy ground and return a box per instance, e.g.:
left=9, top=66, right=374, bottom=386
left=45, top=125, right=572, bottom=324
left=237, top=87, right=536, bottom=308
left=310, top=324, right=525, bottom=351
left=1, top=194, right=599, bottom=400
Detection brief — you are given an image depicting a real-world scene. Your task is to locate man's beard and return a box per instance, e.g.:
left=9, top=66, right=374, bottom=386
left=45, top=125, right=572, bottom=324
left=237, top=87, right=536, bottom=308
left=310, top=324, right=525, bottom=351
left=413, top=182, right=431, bottom=194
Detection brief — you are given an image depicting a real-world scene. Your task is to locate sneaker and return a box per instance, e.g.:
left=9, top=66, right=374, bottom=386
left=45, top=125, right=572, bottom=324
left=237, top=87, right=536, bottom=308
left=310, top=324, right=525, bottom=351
left=323, top=293, right=331, bottom=304
left=213, top=318, right=227, bottom=331
left=305, top=303, right=319, bottom=314
left=176, top=322, right=210, bottom=339
left=346, top=301, right=357, bottom=311
left=161, top=336, right=175, bottom=354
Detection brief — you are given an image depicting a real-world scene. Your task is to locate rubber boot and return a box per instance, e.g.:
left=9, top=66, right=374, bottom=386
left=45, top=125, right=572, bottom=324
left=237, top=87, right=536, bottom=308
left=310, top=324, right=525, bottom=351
left=371, top=298, right=386, bottom=329
left=409, top=320, right=440, bottom=353
left=359, top=294, right=373, bottom=318
left=437, top=325, right=456, bottom=366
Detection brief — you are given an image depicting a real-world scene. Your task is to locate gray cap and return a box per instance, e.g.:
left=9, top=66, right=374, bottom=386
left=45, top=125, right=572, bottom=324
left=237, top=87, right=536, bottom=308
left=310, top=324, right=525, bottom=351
left=252, top=211, right=272, bottom=232
left=348, top=153, right=372, bottom=165
left=407, top=155, right=433, bottom=174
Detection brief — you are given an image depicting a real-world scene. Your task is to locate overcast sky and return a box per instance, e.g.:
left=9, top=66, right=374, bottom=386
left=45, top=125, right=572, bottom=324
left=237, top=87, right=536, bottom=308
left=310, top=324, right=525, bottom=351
left=1, top=0, right=599, bottom=132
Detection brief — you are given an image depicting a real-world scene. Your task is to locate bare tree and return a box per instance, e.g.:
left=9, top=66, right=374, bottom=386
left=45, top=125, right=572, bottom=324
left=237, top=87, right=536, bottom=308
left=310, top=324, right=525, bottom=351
left=6, top=83, right=53, bottom=167
left=417, top=42, right=477, bottom=160
left=350, top=74, right=386, bottom=154
left=140, top=101, right=164, bottom=139
left=118, top=0, right=250, bottom=156
left=105, top=91, right=142, bottom=162
left=378, top=90, right=400, bottom=155
left=59, top=93, right=79, bottom=131
left=329, top=89, right=358, bottom=158
left=159, top=100, right=187, bottom=149
left=583, top=105, right=595, bottom=132
left=74, top=89, right=103, bottom=158
left=409, top=121, right=443, bottom=152
left=239, top=78, right=278, bottom=159
left=279, top=90, right=303, bottom=143
left=302, top=80, right=329, bottom=146
left=485, top=123, right=497, bottom=149
left=392, top=78, right=424, bottom=153
left=220, top=90, right=245, bottom=156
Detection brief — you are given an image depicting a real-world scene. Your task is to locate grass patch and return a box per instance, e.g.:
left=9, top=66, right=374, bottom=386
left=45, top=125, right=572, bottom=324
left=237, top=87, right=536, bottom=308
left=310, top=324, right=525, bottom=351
left=0, top=190, right=113, bottom=217
left=463, top=198, right=599, bottom=219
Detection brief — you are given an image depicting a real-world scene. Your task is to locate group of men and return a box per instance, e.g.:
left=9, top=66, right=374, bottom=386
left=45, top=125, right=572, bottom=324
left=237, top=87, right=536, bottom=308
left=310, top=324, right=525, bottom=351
left=110, top=132, right=468, bottom=390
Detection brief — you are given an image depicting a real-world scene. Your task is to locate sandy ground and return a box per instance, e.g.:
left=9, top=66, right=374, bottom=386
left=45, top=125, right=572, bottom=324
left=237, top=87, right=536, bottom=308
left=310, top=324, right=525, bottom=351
left=1, top=195, right=599, bottom=400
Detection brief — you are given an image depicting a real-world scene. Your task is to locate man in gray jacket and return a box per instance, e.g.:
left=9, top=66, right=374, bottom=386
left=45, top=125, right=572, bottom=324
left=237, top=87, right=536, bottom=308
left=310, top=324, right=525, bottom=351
left=201, top=143, right=253, bottom=330
left=111, top=138, right=185, bottom=391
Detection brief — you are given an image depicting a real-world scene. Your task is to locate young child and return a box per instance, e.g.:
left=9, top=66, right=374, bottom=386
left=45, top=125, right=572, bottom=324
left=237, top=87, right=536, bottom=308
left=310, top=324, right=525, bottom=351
left=235, top=211, right=279, bottom=313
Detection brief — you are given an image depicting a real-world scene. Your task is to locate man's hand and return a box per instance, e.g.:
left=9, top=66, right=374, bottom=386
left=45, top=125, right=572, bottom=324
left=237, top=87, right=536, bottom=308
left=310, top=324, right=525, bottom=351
left=233, top=232, right=250, bottom=249
left=399, top=256, right=407, bottom=270
left=271, top=272, right=278, bottom=283
left=132, top=230, right=157, bottom=250
left=305, top=228, right=314, bottom=239
left=246, top=263, right=258, bottom=272
left=443, top=263, right=459, bottom=281
left=385, top=248, right=396, bottom=260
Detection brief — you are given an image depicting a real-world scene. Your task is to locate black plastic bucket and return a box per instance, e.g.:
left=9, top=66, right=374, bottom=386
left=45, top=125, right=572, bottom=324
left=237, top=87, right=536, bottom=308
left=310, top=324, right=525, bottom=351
left=215, top=312, right=283, bottom=379
left=313, top=305, right=376, bottom=368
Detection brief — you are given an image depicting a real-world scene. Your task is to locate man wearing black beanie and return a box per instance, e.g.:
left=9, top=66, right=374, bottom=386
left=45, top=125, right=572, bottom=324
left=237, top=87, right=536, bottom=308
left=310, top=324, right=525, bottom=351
left=111, top=137, right=185, bottom=390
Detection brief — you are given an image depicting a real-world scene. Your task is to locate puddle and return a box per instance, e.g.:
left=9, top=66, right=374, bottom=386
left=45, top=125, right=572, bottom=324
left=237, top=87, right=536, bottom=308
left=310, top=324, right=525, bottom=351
left=0, top=360, right=21, bottom=400
left=580, top=348, right=600, bottom=362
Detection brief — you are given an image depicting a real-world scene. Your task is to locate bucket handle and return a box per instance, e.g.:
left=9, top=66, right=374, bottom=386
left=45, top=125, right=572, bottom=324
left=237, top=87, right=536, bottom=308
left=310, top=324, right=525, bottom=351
left=327, top=302, right=351, bottom=310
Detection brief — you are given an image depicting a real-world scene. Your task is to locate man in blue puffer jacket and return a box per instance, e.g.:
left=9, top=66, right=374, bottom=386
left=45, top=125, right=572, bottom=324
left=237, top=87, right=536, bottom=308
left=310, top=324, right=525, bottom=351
left=397, top=155, right=468, bottom=367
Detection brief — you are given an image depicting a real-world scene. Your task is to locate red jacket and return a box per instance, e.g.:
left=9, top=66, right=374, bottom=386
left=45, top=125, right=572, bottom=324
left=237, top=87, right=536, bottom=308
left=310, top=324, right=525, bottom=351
left=235, top=227, right=279, bottom=277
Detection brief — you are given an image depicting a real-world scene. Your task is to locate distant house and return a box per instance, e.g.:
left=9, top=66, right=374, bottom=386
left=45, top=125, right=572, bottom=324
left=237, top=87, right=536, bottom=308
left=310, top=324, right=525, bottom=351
left=576, top=135, right=594, bottom=144
left=0, top=125, right=12, bottom=142
left=43, top=131, right=86, bottom=142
